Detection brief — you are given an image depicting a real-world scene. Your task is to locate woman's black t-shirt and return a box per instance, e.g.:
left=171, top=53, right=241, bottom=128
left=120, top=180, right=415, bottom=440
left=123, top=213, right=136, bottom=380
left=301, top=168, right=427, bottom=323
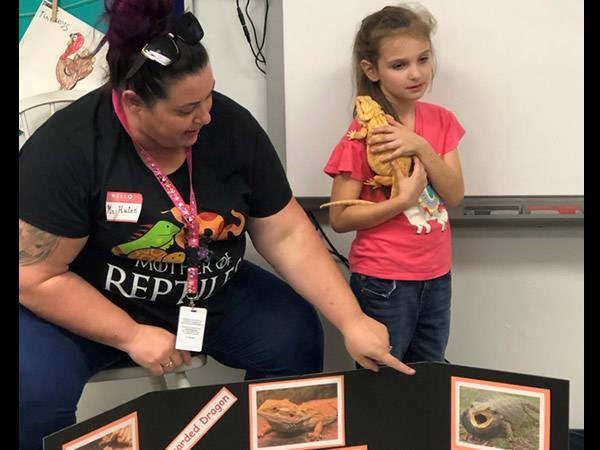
left=19, top=87, right=292, bottom=331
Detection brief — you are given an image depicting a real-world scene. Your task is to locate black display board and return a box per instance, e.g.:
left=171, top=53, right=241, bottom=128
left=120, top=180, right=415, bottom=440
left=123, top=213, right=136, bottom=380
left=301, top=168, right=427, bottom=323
left=44, top=362, right=569, bottom=450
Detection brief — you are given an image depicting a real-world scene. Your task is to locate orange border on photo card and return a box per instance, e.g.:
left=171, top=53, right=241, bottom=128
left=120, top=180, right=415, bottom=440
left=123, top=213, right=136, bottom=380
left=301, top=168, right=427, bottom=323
left=248, top=375, right=346, bottom=450
left=450, top=376, right=551, bottom=450
left=62, top=411, right=139, bottom=450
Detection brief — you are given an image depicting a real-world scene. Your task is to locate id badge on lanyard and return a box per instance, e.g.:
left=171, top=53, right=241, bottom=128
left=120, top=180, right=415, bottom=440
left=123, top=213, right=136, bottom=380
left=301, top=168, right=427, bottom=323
left=176, top=305, right=207, bottom=352
left=137, top=146, right=210, bottom=352
left=112, top=91, right=210, bottom=352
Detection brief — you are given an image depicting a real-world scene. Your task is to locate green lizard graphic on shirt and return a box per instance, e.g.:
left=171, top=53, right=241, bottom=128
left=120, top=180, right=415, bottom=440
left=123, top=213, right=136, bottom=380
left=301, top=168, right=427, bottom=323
left=111, top=209, right=246, bottom=263
left=112, top=220, right=180, bottom=256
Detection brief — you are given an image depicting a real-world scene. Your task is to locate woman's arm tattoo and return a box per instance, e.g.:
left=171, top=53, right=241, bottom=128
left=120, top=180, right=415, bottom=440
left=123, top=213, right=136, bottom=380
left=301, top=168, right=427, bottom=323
left=19, top=220, right=59, bottom=266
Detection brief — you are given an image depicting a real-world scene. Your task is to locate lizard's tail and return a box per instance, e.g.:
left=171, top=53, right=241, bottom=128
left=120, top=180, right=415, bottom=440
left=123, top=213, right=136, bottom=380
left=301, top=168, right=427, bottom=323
left=319, top=200, right=375, bottom=208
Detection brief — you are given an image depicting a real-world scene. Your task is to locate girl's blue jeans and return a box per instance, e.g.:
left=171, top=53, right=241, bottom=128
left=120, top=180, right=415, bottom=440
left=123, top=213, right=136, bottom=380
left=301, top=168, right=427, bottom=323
left=19, top=260, right=323, bottom=450
left=350, top=271, right=451, bottom=363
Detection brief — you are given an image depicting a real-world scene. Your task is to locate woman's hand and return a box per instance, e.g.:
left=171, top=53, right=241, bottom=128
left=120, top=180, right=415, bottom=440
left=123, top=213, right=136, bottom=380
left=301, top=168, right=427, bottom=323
left=341, top=313, right=415, bottom=375
left=123, top=324, right=192, bottom=375
left=368, top=114, right=429, bottom=163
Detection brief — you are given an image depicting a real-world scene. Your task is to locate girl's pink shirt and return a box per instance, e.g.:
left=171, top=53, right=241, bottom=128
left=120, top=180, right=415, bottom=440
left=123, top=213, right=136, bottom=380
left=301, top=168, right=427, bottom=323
left=323, top=101, right=465, bottom=280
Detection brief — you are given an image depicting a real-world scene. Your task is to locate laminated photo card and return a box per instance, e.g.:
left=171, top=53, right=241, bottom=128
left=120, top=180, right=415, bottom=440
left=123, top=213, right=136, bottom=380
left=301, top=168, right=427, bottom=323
left=451, top=376, right=550, bottom=450
left=249, top=375, right=346, bottom=450
left=62, top=412, right=138, bottom=450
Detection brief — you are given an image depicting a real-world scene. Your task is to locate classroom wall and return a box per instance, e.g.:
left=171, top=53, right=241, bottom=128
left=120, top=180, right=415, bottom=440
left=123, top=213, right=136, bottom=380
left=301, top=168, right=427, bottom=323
left=75, top=0, right=583, bottom=429
left=269, top=0, right=584, bottom=198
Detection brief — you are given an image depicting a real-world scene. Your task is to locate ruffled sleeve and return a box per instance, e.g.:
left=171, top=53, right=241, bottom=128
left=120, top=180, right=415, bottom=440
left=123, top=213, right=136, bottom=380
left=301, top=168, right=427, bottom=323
left=323, top=119, right=372, bottom=182
left=442, top=109, right=465, bottom=155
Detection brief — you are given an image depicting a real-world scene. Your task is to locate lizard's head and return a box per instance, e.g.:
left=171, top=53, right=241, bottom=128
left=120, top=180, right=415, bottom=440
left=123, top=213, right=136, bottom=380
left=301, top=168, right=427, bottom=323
left=355, top=95, right=383, bottom=122
left=469, top=400, right=492, bottom=414
left=257, top=399, right=310, bottom=431
left=460, top=401, right=505, bottom=439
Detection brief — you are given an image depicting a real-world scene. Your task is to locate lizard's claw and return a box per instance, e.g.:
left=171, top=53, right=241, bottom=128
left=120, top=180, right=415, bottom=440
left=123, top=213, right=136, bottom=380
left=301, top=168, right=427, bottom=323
left=307, top=432, right=321, bottom=442
left=364, top=178, right=381, bottom=189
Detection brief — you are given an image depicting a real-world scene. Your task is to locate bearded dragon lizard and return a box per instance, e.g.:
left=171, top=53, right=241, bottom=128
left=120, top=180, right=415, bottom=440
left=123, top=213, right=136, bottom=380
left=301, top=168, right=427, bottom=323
left=257, top=398, right=338, bottom=441
left=320, top=95, right=412, bottom=208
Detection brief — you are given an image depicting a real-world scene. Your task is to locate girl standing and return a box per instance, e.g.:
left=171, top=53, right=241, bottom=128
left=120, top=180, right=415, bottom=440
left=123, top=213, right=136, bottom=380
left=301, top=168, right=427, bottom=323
left=324, top=3, right=465, bottom=364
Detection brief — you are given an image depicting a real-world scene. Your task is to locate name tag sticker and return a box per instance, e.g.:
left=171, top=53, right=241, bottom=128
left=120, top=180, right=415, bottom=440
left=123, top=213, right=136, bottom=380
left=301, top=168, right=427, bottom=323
left=105, top=192, right=143, bottom=222
left=176, top=306, right=207, bottom=352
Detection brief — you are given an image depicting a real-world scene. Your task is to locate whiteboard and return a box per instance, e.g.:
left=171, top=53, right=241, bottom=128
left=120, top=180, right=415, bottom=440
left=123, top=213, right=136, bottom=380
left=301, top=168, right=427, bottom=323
left=267, top=0, right=583, bottom=197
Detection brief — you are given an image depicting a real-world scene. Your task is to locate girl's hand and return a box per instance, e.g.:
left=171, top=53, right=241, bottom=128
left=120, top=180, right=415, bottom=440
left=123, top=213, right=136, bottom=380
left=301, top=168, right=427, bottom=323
left=341, top=313, right=415, bottom=375
left=368, top=114, right=428, bottom=163
left=393, top=157, right=427, bottom=205
left=123, top=324, right=192, bottom=375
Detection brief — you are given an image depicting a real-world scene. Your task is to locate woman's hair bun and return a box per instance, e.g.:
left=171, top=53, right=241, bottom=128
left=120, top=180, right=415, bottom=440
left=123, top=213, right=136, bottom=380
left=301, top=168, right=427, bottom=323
left=104, top=0, right=174, bottom=53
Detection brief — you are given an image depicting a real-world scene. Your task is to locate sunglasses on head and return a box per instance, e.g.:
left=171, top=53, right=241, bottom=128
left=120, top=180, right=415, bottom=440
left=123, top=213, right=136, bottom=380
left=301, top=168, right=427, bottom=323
left=125, top=12, right=204, bottom=80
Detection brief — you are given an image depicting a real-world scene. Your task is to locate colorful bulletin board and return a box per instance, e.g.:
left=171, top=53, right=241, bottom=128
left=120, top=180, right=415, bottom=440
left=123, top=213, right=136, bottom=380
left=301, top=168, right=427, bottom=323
left=19, top=0, right=187, bottom=40
left=19, top=0, right=188, bottom=100
left=19, top=0, right=107, bottom=41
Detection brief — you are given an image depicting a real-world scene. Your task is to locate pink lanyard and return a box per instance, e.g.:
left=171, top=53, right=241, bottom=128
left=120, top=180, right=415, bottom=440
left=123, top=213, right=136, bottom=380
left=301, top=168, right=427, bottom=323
left=112, top=91, right=207, bottom=305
